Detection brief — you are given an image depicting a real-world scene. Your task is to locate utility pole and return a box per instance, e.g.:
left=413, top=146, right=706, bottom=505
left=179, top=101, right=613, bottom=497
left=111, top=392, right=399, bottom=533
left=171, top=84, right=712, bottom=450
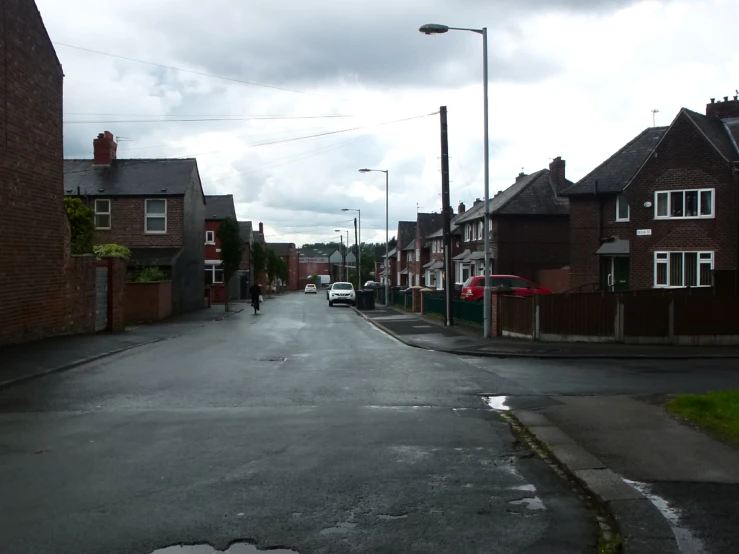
left=440, top=106, right=453, bottom=326
left=354, top=218, right=359, bottom=288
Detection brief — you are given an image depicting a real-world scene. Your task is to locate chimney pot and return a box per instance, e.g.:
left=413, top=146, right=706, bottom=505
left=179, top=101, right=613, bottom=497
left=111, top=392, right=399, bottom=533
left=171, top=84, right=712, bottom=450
left=706, top=96, right=739, bottom=119
left=549, top=156, right=567, bottom=195
left=457, top=202, right=466, bottom=215
left=259, top=222, right=264, bottom=233
left=92, top=130, right=118, bottom=166
left=710, top=98, right=715, bottom=103
left=724, top=96, right=729, bottom=102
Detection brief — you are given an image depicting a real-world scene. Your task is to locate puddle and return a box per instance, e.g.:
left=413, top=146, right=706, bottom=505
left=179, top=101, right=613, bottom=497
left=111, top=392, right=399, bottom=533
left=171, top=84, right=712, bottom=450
left=508, top=496, right=546, bottom=511
left=151, top=543, right=298, bottom=554
left=319, top=522, right=357, bottom=535
left=377, top=514, right=408, bottom=521
left=511, top=484, right=537, bottom=492
left=483, top=396, right=510, bottom=411
left=624, top=480, right=705, bottom=554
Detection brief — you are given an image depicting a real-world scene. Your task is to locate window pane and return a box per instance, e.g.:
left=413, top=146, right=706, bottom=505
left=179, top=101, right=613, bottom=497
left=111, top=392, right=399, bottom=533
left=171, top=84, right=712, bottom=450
left=95, top=214, right=110, bottom=228
left=699, top=252, right=712, bottom=260
left=617, top=196, right=629, bottom=219
left=685, top=191, right=698, bottom=217
left=684, top=253, right=698, bottom=286
left=670, top=252, right=683, bottom=286
left=204, top=270, right=213, bottom=285
left=510, top=278, right=532, bottom=288
left=147, top=199, right=166, bottom=215
left=670, top=192, right=684, bottom=217
left=699, top=262, right=712, bottom=286
left=656, top=193, right=668, bottom=217
left=147, top=216, right=166, bottom=232
left=656, top=262, right=667, bottom=286
left=700, top=190, right=713, bottom=216
left=656, top=252, right=669, bottom=260
left=96, top=199, right=110, bottom=213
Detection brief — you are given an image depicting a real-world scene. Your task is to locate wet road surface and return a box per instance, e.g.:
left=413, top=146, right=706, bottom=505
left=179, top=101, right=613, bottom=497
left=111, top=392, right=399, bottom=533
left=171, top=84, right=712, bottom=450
left=0, top=294, right=596, bottom=554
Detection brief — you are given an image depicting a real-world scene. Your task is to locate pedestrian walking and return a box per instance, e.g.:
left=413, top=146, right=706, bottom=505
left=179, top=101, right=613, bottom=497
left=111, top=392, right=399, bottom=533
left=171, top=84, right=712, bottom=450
left=250, top=282, right=263, bottom=315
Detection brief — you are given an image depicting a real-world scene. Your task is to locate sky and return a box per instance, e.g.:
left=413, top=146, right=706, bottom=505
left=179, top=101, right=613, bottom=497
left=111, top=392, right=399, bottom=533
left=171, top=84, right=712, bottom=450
left=38, top=0, right=738, bottom=246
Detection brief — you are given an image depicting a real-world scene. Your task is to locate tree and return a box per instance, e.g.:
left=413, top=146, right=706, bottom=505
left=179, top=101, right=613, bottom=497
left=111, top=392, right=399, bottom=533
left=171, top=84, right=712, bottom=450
left=64, top=198, right=95, bottom=254
left=217, top=217, right=244, bottom=312
left=266, top=248, right=280, bottom=295
left=251, top=242, right=267, bottom=289
left=278, top=258, right=288, bottom=286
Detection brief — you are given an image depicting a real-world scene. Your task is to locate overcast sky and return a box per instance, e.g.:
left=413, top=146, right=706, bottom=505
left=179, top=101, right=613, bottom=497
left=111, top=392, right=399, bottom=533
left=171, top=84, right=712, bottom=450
left=38, top=0, right=737, bottom=246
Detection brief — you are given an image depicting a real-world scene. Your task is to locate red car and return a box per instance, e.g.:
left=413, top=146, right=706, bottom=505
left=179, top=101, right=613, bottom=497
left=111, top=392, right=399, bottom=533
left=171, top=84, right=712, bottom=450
left=461, top=275, right=551, bottom=301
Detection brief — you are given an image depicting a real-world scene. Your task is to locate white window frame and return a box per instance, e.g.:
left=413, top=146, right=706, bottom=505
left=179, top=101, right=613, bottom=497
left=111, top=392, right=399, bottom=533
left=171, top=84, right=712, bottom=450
left=477, top=221, right=484, bottom=240
left=205, top=230, right=215, bottom=245
left=145, top=199, right=167, bottom=234
left=205, top=263, right=224, bottom=284
left=465, top=224, right=472, bottom=242
left=94, top=199, right=111, bottom=230
left=654, top=189, right=715, bottom=220
left=616, top=195, right=630, bottom=222
left=654, top=250, right=714, bottom=288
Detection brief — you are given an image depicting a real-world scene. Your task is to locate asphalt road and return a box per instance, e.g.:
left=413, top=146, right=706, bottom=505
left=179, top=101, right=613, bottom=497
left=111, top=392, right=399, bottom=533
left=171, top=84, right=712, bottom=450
left=0, top=294, right=596, bottom=554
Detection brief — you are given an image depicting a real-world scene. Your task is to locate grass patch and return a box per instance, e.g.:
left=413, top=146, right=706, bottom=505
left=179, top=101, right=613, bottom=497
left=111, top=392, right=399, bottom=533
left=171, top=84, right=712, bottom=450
left=599, top=533, right=623, bottom=554
left=666, top=391, right=739, bottom=445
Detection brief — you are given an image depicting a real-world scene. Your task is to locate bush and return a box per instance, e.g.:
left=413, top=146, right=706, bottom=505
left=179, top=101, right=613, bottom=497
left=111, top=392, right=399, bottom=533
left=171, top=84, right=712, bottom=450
left=93, top=244, right=131, bottom=260
left=130, top=267, right=169, bottom=283
left=64, top=198, right=95, bottom=254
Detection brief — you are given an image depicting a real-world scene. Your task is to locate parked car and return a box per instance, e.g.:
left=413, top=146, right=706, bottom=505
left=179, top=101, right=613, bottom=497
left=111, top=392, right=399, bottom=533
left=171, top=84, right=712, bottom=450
left=304, top=284, right=317, bottom=294
left=461, top=275, right=551, bottom=301
left=328, top=282, right=356, bottom=307
left=364, top=281, right=382, bottom=289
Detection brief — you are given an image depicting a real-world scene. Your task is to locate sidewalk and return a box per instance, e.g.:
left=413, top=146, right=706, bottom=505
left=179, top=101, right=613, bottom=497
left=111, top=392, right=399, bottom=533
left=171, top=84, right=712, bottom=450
left=354, top=306, right=739, bottom=359
left=0, top=306, right=244, bottom=388
left=507, top=396, right=739, bottom=553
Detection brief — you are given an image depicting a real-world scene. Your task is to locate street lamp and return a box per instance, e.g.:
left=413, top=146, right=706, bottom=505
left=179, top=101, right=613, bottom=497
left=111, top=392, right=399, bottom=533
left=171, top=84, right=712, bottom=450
left=359, top=168, right=390, bottom=307
left=420, top=22, right=491, bottom=338
left=341, top=208, right=361, bottom=289
left=335, top=229, right=350, bottom=281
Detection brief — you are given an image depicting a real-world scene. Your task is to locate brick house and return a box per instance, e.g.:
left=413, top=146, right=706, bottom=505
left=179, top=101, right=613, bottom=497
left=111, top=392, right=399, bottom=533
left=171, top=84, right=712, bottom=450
left=423, top=205, right=464, bottom=289
left=64, top=132, right=206, bottom=314
left=412, top=212, right=445, bottom=287
left=452, top=159, right=571, bottom=285
left=376, top=247, right=398, bottom=285
left=395, top=221, right=416, bottom=287
left=0, top=0, right=101, bottom=346
left=204, top=195, right=239, bottom=303
left=564, top=99, right=739, bottom=292
left=266, top=242, right=299, bottom=290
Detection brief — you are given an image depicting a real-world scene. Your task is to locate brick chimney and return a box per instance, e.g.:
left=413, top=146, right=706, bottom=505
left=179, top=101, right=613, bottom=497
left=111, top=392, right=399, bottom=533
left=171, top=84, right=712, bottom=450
left=706, top=96, right=739, bottom=120
left=549, top=156, right=567, bottom=195
left=93, top=131, right=117, bottom=166
left=259, top=222, right=264, bottom=233
left=458, top=202, right=466, bottom=215
left=473, top=198, right=483, bottom=207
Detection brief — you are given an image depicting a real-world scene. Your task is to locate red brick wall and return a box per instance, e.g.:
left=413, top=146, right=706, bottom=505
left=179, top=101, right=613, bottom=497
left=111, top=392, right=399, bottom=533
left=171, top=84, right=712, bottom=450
left=495, top=215, right=570, bottom=281
left=204, top=220, right=220, bottom=261
left=93, top=197, right=184, bottom=247
left=0, top=1, right=73, bottom=346
left=569, top=197, right=605, bottom=289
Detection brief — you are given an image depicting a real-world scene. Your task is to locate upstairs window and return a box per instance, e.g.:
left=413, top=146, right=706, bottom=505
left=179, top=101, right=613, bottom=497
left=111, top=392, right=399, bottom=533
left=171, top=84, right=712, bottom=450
left=94, top=199, right=111, bottom=229
left=205, top=230, right=215, bottom=244
left=477, top=221, right=484, bottom=239
left=465, top=224, right=472, bottom=242
left=616, top=195, right=630, bottom=222
left=655, top=189, right=714, bottom=220
left=145, top=199, right=167, bottom=233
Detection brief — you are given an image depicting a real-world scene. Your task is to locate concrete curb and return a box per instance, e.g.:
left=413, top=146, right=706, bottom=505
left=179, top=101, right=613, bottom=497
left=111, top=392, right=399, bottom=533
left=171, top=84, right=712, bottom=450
left=352, top=307, right=739, bottom=360
left=0, top=338, right=163, bottom=390
left=508, top=410, right=680, bottom=554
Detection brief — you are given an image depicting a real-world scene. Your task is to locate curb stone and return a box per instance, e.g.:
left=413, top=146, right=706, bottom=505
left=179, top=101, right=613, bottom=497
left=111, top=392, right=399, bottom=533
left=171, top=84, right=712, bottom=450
left=507, top=410, right=680, bottom=554
left=351, top=307, right=739, bottom=360
left=0, top=338, right=164, bottom=390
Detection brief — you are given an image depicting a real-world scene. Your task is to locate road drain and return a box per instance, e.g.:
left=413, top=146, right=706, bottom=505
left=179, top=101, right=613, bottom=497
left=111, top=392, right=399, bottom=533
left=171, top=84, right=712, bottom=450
left=151, top=543, right=298, bottom=554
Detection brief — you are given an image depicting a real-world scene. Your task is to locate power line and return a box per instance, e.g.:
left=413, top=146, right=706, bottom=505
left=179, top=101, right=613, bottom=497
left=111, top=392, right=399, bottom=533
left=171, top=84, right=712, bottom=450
left=64, top=112, right=351, bottom=117
left=53, top=42, right=317, bottom=96
left=63, top=115, right=351, bottom=124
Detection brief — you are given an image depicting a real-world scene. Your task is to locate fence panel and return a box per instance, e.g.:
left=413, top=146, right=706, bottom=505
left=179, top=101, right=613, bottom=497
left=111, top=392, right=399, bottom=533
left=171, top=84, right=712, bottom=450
left=500, top=295, right=534, bottom=336
left=424, top=294, right=445, bottom=317
left=452, top=299, right=484, bottom=326
left=394, top=290, right=406, bottom=307
left=538, top=293, right=615, bottom=337
left=674, top=296, right=739, bottom=335
left=622, top=295, right=669, bottom=337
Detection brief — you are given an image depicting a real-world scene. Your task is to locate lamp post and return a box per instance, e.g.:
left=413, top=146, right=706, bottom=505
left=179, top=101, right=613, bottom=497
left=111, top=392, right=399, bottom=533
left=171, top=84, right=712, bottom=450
left=420, top=22, right=491, bottom=338
left=341, top=208, right=361, bottom=288
left=359, top=168, right=389, bottom=306
left=335, top=229, right=349, bottom=281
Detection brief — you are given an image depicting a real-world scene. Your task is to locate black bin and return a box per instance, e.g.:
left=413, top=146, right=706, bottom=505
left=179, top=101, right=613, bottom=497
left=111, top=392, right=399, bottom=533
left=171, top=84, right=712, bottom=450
left=363, top=290, right=375, bottom=310
left=355, top=289, right=366, bottom=309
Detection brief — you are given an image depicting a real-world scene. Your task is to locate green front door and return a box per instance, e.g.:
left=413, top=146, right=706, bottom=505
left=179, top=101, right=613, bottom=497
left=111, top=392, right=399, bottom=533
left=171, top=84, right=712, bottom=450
left=613, top=257, right=630, bottom=292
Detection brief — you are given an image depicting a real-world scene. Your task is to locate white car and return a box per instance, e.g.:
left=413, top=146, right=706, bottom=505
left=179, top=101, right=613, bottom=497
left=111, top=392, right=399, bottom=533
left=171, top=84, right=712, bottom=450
left=304, top=284, right=317, bottom=294
left=328, top=282, right=356, bottom=307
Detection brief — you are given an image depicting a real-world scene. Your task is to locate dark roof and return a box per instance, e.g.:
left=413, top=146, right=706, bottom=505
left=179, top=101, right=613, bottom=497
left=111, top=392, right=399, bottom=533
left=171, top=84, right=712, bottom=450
left=238, top=221, right=253, bottom=243
left=128, top=247, right=182, bottom=267
left=417, top=213, right=445, bottom=241
left=397, top=221, right=416, bottom=253
left=683, top=109, right=739, bottom=162
left=204, top=195, right=237, bottom=220
left=563, top=128, right=667, bottom=196
left=267, top=243, right=294, bottom=257
left=299, top=247, right=334, bottom=258
left=403, top=239, right=416, bottom=251
left=724, top=118, right=739, bottom=151
left=64, top=159, right=199, bottom=197
left=595, top=239, right=630, bottom=256
left=427, top=219, right=461, bottom=238
left=456, top=170, right=570, bottom=223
